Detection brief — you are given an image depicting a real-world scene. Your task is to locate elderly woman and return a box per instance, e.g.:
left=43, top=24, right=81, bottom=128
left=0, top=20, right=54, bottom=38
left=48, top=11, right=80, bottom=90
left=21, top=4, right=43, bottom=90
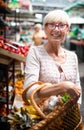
left=23, top=10, right=82, bottom=105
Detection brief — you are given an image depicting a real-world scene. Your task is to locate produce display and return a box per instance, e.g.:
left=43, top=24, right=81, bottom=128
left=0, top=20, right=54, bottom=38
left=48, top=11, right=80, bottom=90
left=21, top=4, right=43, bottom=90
left=14, top=73, right=24, bottom=95
left=0, top=36, right=30, bottom=57
left=7, top=93, right=72, bottom=130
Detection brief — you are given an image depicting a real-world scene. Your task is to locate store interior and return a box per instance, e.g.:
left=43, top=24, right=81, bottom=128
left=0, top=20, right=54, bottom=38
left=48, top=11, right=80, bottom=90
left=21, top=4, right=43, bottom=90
left=0, top=0, right=84, bottom=129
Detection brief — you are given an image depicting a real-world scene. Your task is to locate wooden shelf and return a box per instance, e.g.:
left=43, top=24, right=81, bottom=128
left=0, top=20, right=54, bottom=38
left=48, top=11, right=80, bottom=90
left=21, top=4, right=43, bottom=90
left=0, top=48, right=26, bottom=63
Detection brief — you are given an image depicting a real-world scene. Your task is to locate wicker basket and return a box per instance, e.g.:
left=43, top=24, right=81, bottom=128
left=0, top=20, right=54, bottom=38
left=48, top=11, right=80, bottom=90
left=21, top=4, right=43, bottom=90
left=22, top=82, right=83, bottom=130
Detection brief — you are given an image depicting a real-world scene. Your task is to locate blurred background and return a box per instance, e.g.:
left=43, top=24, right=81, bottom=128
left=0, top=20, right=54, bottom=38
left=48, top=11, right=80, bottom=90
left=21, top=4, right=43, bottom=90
left=0, top=0, right=84, bottom=129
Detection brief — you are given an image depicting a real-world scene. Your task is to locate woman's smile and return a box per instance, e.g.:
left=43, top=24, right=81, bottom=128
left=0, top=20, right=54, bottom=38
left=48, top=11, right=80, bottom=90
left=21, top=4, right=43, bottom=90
left=51, top=33, right=61, bottom=38
left=50, top=31, right=64, bottom=42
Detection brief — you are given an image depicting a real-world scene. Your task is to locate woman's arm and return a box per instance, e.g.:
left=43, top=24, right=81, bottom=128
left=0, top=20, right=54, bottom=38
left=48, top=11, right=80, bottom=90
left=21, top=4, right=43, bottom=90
left=38, top=81, right=81, bottom=100
left=24, top=46, right=40, bottom=88
left=23, top=46, right=40, bottom=99
left=75, top=54, right=82, bottom=104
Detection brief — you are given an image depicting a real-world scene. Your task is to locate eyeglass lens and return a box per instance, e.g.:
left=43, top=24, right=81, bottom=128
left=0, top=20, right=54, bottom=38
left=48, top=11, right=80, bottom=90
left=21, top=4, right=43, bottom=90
left=47, top=23, right=68, bottom=30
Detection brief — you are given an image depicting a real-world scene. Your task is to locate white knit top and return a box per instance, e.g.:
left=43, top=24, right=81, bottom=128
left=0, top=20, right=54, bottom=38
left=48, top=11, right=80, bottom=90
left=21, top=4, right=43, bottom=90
left=24, top=45, right=82, bottom=104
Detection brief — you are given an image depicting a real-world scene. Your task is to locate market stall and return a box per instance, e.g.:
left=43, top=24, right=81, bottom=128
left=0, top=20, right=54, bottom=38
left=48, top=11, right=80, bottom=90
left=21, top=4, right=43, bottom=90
left=64, top=2, right=84, bottom=61
left=0, top=0, right=31, bottom=119
left=0, top=46, right=26, bottom=113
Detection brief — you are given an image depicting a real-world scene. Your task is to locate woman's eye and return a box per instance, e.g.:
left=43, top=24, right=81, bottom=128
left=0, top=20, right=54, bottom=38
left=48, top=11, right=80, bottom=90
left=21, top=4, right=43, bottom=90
left=60, top=24, right=65, bottom=28
left=50, top=24, right=54, bottom=27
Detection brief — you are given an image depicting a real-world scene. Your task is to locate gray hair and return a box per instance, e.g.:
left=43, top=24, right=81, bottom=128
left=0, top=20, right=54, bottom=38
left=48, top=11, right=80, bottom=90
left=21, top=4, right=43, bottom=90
left=43, top=10, right=71, bottom=27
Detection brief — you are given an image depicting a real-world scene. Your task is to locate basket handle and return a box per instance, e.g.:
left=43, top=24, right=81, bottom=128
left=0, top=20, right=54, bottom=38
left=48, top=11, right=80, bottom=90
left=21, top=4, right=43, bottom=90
left=23, top=82, right=79, bottom=119
left=29, top=83, right=80, bottom=119
left=22, top=81, right=43, bottom=103
left=30, top=83, right=51, bottom=119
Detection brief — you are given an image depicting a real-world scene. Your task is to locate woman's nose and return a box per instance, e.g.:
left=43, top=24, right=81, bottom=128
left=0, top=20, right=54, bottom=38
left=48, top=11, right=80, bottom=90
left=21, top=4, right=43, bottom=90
left=54, top=26, right=59, bottom=30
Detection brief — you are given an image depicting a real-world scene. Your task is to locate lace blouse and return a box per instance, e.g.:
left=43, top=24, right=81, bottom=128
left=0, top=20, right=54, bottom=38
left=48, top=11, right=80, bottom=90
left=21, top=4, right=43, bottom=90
left=24, top=45, right=81, bottom=103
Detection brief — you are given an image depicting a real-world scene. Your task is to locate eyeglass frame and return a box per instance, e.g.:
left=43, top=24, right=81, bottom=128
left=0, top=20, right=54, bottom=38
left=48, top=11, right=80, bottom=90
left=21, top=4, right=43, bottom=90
left=45, top=22, right=69, bottom=30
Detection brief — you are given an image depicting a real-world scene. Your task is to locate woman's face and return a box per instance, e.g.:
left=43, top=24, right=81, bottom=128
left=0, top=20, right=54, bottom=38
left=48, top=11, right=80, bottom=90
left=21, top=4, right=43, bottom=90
left=44, top=22, right=69, bottom=43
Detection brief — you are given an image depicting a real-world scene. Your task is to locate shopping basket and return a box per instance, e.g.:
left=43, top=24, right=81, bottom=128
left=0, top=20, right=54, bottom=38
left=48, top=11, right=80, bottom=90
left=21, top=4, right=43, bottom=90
left=22, top=82, right=83, bottom=130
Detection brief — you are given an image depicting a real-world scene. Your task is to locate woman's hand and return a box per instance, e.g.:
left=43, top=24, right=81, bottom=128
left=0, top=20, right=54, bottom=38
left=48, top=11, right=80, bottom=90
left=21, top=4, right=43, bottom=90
left=61, top=81, right=81, bottom=99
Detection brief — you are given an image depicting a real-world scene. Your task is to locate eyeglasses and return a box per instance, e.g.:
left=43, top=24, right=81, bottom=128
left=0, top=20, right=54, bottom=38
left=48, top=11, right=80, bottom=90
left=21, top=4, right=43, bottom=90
left=46, top=23, right=68, bottom=30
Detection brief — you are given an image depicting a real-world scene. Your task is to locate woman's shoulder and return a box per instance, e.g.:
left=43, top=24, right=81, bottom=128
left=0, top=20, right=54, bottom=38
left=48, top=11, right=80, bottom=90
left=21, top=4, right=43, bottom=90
left=29, top=45, right=45, bottom=54
left=30, top=45, right=44, bottom=50
left=64, top=49, right=78, bottom=62
left=65, top=49, right=77, bottom=57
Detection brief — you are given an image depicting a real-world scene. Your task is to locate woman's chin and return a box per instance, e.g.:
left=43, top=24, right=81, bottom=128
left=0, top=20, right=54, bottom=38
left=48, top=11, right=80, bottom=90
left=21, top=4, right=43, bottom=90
left=52, top=39, right=62, bottom=43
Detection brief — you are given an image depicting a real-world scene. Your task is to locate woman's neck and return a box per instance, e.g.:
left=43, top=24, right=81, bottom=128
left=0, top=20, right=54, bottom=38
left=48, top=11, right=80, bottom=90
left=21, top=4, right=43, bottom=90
left=44, top=42, right=66, bottom=64
left=44, top=42, right=63, bottom=56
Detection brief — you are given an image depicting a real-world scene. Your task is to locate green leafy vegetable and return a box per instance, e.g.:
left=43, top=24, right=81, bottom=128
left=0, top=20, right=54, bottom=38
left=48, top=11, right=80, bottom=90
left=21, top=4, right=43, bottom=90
left=61, top=93, right=71, bottom=103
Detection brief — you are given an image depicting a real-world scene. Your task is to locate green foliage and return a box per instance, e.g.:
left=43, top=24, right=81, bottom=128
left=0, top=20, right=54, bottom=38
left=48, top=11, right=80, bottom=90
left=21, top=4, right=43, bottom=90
left=61, top=93, right=71, bottom=103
